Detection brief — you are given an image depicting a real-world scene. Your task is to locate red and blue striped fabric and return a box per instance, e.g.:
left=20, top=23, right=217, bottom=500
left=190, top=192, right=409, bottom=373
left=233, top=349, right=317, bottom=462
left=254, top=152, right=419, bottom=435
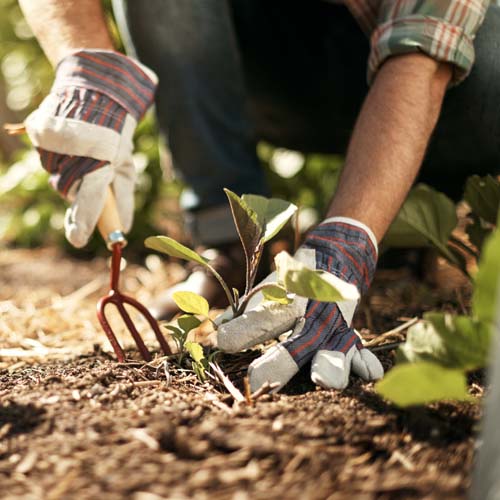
left=53, top=51, right=156, bottom=121
left=37, top=51, right=156, bottom=197
left=282, top=220, right=377, bottom=367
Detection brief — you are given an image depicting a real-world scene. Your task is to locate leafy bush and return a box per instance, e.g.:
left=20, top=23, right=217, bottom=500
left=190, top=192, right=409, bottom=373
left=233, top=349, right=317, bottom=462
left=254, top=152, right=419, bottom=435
left=377, top=176, right=500, bottom=407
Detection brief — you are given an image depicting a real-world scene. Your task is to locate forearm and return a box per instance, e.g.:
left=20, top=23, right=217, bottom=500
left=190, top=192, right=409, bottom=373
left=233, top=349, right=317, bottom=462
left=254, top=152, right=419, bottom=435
left=327, top=53, right=452, bottom=242
left=18, top=0, right=114, bottom=66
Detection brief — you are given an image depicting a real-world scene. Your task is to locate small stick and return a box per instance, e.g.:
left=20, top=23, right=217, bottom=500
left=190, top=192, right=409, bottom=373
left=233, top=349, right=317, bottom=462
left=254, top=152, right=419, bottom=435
left=369, top=341, right=404, bottom=353
left=243, top=376, right=253, bottom=406
left=132, top=380, right=162, bottom=387
left=251, top=381, right=280, bottom=400
left=209, top=361, right=245, bottom=403
left=364, top=317, right=419, bottom=348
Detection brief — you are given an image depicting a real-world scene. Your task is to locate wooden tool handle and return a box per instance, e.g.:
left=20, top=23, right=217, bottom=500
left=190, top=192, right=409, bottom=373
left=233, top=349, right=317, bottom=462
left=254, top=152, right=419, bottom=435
left=3, top=123, right=127, bottom=248
left=4, top=123, right=26, bottom=136
left=97, top=187, right=126, bottom=248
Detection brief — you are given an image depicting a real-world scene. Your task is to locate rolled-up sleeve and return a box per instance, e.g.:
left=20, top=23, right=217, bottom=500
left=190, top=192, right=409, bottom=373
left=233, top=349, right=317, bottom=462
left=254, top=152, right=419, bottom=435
left=367, top=0, right=490, bottom=85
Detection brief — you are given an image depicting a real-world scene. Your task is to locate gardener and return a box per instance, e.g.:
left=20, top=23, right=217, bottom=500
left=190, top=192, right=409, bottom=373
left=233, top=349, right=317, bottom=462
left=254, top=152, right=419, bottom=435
left=19, top=0, right=498, bottom=392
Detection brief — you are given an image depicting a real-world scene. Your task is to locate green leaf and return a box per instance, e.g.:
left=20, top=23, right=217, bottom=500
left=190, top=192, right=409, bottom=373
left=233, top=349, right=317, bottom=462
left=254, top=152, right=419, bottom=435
left=184, top=341, right=205, bottom=364
left=383, top=184, right=458, bottom=264
left=177, top=314, right=202, bottom=334
left=397, top=319, right=448, bottom=365
left=473, top=226, right=500, bottom=324
left=164, top=324, right=184, bottom=336
left=242, top=194, right=297, bottom=243
left=173, top=291, right=210, bottom=316
left=275, top=251, right=359, bottom=303
left=164, top=324, right=184, bottom=346
left=376, top=362, right=472, bottom=407
left=261, top=284, right=293, bottom=304
left=145, top=236, right=209, bottom=266
left=185, top=341, right=207, bottom=381
left=464, top=175, right=500, bottom=225
left=398, top=313, right=492, bottom=370
left=433, top=313, right=491, bottom=370
left=163, top=324, right=186, bottom=351
left=224, top=189, right=263, bottom=287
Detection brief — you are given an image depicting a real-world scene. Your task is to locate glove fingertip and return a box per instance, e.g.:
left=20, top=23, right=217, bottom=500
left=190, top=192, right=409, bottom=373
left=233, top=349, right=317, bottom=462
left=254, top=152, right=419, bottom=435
left=352, top=349, right=384, bottom=381
left=64, top=209, right=90, bottom=248
left=248, top=345, right=299, bottom=393
left=65, top=225, right=90, bottom=248
left=311, top=350, right=350, bottom=390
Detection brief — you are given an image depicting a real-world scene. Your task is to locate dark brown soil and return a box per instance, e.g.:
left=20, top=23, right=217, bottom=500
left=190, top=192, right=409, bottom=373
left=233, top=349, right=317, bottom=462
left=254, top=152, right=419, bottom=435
left=0, top=248, right=481, bottom=499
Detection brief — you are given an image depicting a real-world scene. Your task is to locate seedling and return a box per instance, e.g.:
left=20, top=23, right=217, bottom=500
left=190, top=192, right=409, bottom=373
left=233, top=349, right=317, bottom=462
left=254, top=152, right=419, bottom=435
left=145, top=189, right=357, bottom=318
left=145, top=190, right=359, bottom=380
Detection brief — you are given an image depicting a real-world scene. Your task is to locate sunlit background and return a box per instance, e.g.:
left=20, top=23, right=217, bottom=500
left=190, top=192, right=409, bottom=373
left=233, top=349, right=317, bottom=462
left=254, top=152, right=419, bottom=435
left=0, top=0, right=363, bottom=255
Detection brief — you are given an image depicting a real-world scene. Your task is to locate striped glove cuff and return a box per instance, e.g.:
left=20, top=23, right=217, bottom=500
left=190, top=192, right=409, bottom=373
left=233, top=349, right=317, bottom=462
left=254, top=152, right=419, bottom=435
left=53, top=50, right=158, bottom=121
left=302, top=217, right=378, bottom=294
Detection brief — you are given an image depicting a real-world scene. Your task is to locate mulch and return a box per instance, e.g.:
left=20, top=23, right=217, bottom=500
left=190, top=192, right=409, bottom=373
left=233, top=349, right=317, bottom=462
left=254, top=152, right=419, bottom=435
left=0, top=247, right=482, bottom=499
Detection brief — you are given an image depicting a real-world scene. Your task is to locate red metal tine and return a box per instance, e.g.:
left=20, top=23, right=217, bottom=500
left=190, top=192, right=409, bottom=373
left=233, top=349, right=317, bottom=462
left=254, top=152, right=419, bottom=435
left=96, top=243, right=171, bottom=362
left=96, top=295, right=127, bottom=362
left=120, top=294, right=172, bottom=357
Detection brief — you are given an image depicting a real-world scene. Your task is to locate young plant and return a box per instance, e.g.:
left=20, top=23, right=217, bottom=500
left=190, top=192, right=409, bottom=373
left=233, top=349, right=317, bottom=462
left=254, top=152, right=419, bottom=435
left=161, top=291, right=211, bottom=381
left=163, top=312, right=202, bottom=363
left=144, top=190, right=360, bottom=383
left=145, top=190, right=355, bottom=321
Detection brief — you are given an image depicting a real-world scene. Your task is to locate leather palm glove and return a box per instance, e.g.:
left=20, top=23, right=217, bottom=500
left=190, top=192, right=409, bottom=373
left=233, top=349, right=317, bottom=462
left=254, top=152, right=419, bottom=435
left=25, top=50, right=157, bottom=247
left=218, top=217, right=384, bottom=392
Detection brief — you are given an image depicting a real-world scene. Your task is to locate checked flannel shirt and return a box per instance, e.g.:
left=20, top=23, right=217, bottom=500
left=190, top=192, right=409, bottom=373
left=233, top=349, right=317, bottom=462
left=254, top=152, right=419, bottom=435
left=328, top=0, right=490, bottom=85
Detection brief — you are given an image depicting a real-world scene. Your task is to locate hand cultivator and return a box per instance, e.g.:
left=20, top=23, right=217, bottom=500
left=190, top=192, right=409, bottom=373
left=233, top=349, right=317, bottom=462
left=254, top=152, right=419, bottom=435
left=5, top=123, right=172, bottom=362
left=96, top=189, right=171, bottom=362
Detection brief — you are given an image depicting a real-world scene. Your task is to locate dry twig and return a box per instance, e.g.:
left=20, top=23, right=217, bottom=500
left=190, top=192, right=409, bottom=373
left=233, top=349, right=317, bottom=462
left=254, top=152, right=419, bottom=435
left=364, top=317, right=419, bottom=348
left=243, top=376, right=253, bottom=406
left=251, top=381, right=280, bottom=400
left=209, top=362, right=245, bottom=403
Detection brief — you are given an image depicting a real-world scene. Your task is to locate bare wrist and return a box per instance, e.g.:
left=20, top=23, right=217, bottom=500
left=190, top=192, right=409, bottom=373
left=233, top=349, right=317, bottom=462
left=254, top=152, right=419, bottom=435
left=19, top=0, right=115, bottom=66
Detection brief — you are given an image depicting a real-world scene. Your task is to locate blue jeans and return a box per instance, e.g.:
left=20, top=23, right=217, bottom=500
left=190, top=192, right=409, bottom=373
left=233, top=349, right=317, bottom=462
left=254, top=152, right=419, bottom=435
left=113, top=0, right=500, bottom=245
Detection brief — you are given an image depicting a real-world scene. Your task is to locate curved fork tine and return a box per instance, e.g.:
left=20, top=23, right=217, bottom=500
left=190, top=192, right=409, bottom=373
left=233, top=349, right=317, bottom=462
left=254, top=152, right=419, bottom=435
left=114, top=300, right=152, bottom=362
left=97, top=297, right=126, bottom=363
left=122, top=295, right=172, bottom=357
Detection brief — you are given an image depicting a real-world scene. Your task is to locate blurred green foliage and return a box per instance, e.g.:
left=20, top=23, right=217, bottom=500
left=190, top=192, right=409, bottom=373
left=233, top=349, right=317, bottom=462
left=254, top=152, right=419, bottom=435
left=0, top=0, right=342, bottom=255
left=0, top=0, right=184, bottom=254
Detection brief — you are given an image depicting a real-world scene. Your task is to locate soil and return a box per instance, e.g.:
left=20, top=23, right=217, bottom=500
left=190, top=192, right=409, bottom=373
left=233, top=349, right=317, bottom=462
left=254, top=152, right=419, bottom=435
left=0, top=247, right=482, bottom=499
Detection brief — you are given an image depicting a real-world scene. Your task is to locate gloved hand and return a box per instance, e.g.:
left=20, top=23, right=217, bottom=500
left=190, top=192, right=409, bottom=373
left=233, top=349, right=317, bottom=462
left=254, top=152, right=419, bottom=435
left=25, top=50, right=157, bottom=247
left=217, top=217, right=384, bottom=392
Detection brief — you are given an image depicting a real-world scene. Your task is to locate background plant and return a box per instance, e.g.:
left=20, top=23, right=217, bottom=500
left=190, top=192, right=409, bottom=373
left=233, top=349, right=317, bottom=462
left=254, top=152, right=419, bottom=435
left=377, top=177, right=500, bottom=407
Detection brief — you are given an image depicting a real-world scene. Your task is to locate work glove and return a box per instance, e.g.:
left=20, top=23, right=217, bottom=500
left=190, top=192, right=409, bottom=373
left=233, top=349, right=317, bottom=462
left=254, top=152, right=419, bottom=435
left=217, top=217, right=384, bottom=392
left=25, top=50, right=158, bottom=247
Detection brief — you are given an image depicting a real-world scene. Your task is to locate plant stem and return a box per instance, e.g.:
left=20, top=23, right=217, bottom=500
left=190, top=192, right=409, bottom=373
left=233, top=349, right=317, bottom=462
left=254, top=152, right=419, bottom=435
left=208, top=317, right=218, bottom=330
left=246, top=244, right=264, bottom=297
left=294, top=205, right=301, bottom=254
left=206, top=263, right=238, bottom=314
left=237, top=281, right=283, bottom=314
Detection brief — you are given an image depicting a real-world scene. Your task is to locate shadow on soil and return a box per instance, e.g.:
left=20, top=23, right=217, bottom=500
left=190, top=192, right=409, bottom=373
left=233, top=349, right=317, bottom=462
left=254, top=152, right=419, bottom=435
left=345, top=385, right=477, bottom=444
left=0, top=402, right=46, bottom=438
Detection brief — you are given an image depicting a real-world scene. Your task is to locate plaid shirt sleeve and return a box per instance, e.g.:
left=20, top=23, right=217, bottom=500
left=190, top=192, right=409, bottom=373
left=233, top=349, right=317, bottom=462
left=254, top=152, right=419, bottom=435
left=342, top=0, right=490, bottom=86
